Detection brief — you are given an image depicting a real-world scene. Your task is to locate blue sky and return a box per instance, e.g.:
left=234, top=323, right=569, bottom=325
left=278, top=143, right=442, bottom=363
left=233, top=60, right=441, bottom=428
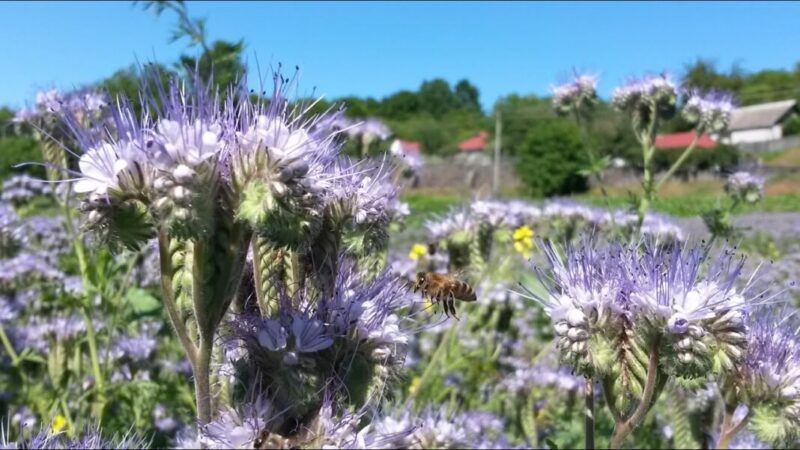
left=2, top=1, right=799, bottom=111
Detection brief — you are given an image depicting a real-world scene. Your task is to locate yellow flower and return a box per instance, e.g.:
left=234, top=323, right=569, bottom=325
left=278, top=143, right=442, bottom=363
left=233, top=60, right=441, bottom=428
left=51, top=415, right=67, bottom=434
left=409, top=243, right=428, bottom=261
left=408, top=376, right=422, bottom=395
left=513, top=225, right=534, bottom=241
left=512, top=225, right=535, bottom=258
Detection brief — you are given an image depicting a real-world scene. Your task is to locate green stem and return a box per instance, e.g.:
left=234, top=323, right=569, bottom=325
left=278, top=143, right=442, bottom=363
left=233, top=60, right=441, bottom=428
left=609, top=340, right=661, bottom=449
left=586, top=377, right=595, bottom=449
left=0, top=322, right=20, bottom=365
left=81, top=307, right=106, bottom=414
left=194, top=334, right=213, bottom=425
left=59, top=189, right=106, bottom=417
left=636, top=109, right=660, bottom=227
left=654, top=133, right=701, bottom=192
left=717, top=407, right=751, bottom=450
left=411, top=321, right=458, bottom=405
left=59, top=396, right=74, bottom=436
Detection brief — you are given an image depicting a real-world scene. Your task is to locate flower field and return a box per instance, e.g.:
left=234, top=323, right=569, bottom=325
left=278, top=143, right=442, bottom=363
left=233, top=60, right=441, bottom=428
left=2, top=3, right=800, bottom=449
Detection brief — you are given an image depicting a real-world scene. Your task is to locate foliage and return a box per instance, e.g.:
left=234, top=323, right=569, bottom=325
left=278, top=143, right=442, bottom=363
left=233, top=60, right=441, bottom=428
left=516, top=118, right=589, bottom=197
left=650, top=144, right=739, bottom=175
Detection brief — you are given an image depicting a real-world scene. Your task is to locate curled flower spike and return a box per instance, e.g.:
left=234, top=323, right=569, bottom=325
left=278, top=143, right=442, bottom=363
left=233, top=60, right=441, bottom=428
left=682, top=89, right=736, bottom=133
left=611, top=73, right=678, bottom=126
left=734, top=307, right=800, bottom=446
left=551, top=72, right=599, bottom=115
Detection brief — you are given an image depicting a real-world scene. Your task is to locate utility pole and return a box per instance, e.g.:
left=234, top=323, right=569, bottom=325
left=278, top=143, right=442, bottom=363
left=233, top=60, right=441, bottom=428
left=492, top=111, right=502, bottom=195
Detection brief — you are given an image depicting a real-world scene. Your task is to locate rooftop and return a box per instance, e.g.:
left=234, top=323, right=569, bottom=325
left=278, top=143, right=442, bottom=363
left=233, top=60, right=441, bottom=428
left=458, top=131, right=489, bottom=152
left=728, top=99, right=798, bottom=131
left=655, top=131, right=718, bottom=149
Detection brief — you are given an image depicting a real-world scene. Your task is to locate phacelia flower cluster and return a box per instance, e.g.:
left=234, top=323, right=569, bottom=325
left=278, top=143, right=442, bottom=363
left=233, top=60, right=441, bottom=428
left=551, top=72, right=599, bottom=115
left=725, top=171, right=765, bottom=205
left=523, top=238, right=769, bottom=383
left=682, top=89, right=735, bottom=133
left=612, top=73, right=678, bottom=124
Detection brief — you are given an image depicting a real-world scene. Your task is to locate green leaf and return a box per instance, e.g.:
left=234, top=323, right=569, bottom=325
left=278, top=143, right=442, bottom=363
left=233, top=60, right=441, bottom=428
left=125, top=288, right=161, bottom=314
left=545, top=438, right=559, bottom=449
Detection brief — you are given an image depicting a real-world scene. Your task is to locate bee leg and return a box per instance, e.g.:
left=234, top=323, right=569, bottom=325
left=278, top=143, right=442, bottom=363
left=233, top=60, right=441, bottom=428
left=448, top=295, right=459, bottom=321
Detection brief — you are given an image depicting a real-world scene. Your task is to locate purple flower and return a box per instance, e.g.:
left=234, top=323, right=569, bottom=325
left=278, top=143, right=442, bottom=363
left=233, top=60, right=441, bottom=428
left=291, top=313, right=334, bottom=353
left=612, top=72, right=677, bottom=113
left=551, top=72, right=599, bottom=114
left=255, top=318, right=288, bottom=351
left=110, top=331, right=158, bottom=363
left=682, top=89, right=736, bottom=132
left=737, top=307, right=800, bottom=411
left=726, top=171, right=765, bottom=204
left=196, top=394, right=273, bottom=449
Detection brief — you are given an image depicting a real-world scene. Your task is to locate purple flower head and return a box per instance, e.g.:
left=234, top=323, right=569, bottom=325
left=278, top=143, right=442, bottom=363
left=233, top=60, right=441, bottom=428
left=0, top=251, right=64, bottom=290
left=198, top=394, right=273, bottom=449
left=544, top=198, right=605, bottom=224
left=682, top=89, right=736, bottom=132
left=726, top=171, right=765, bottom=204
left=523, top=236, right=774, bottom=377
left=110, top=329, right=159, bottom=363
left=324, top=155, right=401, bottom=229
left=425, top=206, right=476, bottom=242
left=611, top=72, right=678, bottom=116
left=2, top=422, right=149, bottom=449
left=551, top=72, right=599, bottom=114
left=738, top=307, right=800, bottom=411
left=640, top=212, right=685, bottom=243
left=0, top=202, right=26, bottom=257
left=1, top=175, right=52, bottom=204
left=291, top=312, right=334, bottom=353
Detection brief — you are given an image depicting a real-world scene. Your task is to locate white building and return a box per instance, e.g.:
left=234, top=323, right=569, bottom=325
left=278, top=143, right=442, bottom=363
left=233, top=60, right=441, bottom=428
left=722, top=99, right=798, bottom=145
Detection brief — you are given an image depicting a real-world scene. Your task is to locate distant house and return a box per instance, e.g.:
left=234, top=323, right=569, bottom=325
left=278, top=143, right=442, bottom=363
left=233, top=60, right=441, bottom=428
left=389, top=139, right=423, bottom=172
left=390, top=139, right=421, bottom=156
left=458, top=131, right=489, bottom=152
left=722, top=99, right=798, bottom=145
left=655, top=131, right=718, bottom=150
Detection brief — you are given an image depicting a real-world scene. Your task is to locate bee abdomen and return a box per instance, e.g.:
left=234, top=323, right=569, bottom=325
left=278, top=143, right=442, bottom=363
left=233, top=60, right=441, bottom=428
left=453, top=281, right=477, bottom=302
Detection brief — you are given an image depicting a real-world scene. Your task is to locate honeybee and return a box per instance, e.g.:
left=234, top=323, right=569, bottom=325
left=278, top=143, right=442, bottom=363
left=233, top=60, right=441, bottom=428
left=413, top=271, right=477, bottom=319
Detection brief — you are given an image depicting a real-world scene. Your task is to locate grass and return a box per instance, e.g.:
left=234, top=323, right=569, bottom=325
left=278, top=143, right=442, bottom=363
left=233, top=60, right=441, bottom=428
left=402, top=192, right=467, bottom=227
left=760, top=147, right=800, bottom=167
left=401, top=173, right=800, bottom=225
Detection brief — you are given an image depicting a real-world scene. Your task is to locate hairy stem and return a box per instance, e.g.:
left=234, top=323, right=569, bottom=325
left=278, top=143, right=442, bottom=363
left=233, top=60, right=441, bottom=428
left=609, top=340, right=661, bottom=449
left=636, top=107, right=660, bottom=227
left=194, top=334, right=213, bottom=425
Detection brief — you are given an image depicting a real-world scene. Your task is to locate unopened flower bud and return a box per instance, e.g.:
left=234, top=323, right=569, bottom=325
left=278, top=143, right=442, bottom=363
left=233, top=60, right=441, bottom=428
left=173, top=164, right=197, bottom=184
left=567, top=308, right=586, bottom=327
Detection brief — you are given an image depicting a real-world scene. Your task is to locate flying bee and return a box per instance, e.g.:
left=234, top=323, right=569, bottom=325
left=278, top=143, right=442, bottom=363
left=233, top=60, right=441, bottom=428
left=413, top=271, right=477, bottom=319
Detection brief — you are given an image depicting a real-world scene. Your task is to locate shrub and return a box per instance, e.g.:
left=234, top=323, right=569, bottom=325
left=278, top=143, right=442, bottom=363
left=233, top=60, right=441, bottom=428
left=515, top=118, right=588, bottom=197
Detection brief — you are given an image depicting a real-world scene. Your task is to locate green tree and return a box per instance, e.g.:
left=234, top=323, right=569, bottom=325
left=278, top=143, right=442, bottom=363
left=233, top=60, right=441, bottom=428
left=417, top=79, right=460, bottom=118
left=492, top=94, right=553, bottom=157
left=380, top=90, right=420, bottom=120
left=454, top=79, right=481, bottom=111
left=516, top=118, right=588, bottom=197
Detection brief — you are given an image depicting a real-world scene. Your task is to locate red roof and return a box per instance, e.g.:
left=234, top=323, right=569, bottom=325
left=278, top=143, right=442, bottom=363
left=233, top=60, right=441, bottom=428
left=655, top=131, right=717, bottom=150
left=458, top=131, right=489, bottom=152
left=398, top=139, right=421, bottom=154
